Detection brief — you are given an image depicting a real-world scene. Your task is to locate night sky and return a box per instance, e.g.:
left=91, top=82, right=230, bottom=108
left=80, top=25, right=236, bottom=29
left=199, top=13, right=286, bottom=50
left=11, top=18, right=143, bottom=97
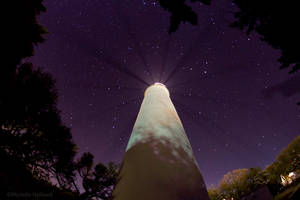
left=30, top=0, right=300, bottom=187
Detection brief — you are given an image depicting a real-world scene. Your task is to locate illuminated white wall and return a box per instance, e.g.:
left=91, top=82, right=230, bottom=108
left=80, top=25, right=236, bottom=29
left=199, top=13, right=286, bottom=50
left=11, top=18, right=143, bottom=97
left=113, top=83, right=209, bottom=200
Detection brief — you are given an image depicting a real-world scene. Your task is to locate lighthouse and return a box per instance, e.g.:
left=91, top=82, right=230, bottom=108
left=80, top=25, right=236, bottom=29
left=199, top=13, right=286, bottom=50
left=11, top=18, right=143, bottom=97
left=112, top=83, right=209, bottom=200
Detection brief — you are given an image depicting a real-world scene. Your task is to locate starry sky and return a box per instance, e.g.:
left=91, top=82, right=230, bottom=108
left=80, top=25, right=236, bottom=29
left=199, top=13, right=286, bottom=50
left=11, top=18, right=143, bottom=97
left=30, top=0, right=300, bottom=187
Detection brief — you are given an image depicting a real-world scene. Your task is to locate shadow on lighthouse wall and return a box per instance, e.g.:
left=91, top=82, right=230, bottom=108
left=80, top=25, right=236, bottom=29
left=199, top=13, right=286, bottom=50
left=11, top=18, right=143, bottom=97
left=113, top=136, right=210, bottom=200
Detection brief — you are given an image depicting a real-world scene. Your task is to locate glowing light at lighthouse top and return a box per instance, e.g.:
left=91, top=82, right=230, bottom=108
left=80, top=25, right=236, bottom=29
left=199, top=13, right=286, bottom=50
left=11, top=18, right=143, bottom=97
left=144, top=82, right=170, bottom=97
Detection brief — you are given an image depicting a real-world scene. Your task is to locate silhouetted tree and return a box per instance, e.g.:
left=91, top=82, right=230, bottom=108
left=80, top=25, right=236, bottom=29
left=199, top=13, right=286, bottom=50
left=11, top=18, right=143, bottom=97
left=2, top=0, right=47, bottom=73
left=1, top=1, right=119, bottom=199
left=70, top=152, right=118, bottom=200
left=0, top=63, right=119, bottom=198
left=208, top=167, right=267, bottom=200
left=0, top=0, right=79, bottom=196
left=231, top=0, right=300, bottom=74
left=231, top=1, right=300, bottom=105
left=0, top=62, right=78, bottom=189
left=158, top=0, right=211, bottom=33
left=208, top=136, right=300, bottom=199
left=0, top=150, right=77, bottom=199
left=265, top=135, right=300, bottom=188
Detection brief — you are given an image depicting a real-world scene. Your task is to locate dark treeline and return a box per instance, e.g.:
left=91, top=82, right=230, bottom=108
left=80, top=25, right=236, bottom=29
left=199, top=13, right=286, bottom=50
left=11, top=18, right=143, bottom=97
left=0, top=1, right=117, bottom=199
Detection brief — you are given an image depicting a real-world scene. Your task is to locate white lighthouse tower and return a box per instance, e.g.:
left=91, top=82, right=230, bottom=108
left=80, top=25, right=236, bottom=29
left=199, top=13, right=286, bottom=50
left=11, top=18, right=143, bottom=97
left=113, top=83, right=209, bottom=200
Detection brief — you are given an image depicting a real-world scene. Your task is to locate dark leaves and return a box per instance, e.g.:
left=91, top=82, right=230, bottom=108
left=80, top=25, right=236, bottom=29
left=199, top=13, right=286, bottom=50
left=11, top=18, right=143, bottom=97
left=158, top=0, right=211, bottom=33
left=0, top=62, right=77, bottom=188
left=76, top=153, right=119, bottom=200
left=2, top=0, right=48, bottom=70
left=232, top=0, right=300, bottom=74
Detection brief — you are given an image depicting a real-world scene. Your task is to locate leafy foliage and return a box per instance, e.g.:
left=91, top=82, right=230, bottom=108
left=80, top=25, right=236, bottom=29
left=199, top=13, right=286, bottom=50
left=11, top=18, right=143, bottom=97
left=0, top=149, right=77, bottom=199
left=74, top=153, right=119, bottom=200
left=158, top=0, right=211, bottom=33
left=0, top=63, right=77, bottom=188
left=2, top=0, right=47, bottom=71
left=231, top=0, right=300, bottom=74
left=1, top=1, right=119, bottom=199
left=0, top=53, right=118, bottom=200
left=208, top=168, right=267, bottom=200
left=265, top=135, right=300, bottom=187
left=208, top=136, right=300, bottom=199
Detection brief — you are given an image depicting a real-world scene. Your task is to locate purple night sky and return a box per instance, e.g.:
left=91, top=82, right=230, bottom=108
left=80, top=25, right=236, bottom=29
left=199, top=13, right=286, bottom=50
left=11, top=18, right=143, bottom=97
left=30, top=0, right=300, bottom=187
